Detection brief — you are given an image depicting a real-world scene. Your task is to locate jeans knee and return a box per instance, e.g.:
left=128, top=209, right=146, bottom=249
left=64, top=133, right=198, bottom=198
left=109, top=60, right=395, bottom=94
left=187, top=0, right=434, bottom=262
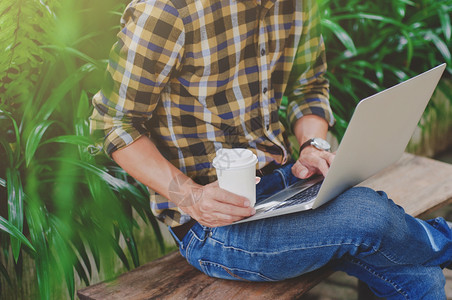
left=334, top=187, right=397, bottom=239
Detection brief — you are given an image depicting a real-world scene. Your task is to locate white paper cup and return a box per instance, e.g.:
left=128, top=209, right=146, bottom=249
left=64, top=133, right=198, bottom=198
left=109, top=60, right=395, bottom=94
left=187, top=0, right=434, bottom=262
left=212, top=148, right=258, bottom=207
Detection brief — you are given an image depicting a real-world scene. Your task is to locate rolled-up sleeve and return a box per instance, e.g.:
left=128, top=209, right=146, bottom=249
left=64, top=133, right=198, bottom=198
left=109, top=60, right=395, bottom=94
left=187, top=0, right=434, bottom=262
left=90, top=1, right=185, bottom=156
left=285, top=0, right=334, bottom=130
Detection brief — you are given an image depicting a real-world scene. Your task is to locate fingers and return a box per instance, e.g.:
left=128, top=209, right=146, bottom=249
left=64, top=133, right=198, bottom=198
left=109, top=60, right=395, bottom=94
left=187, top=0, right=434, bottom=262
left=319, top=151, right=335, bottom=167
left=292, top=148, right=336, bottom=179
left=204, top=183, right=252, bottom=207
left=198, top=197, right=255, bottom=218
left=182, top=183, right=256, bottom=227
left=316, top=158, right=330, bottom=177
left=292, top=161, right=312, bottom=179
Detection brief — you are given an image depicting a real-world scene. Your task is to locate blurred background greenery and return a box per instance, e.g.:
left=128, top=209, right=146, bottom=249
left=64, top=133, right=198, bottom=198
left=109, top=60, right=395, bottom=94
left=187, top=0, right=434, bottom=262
left=0, top=0, right=451, bottom=299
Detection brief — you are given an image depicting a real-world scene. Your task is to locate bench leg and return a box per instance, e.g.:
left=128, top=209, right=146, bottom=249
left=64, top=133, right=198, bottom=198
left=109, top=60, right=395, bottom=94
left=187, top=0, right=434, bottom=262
left=357, top=280, right=383, bottom=300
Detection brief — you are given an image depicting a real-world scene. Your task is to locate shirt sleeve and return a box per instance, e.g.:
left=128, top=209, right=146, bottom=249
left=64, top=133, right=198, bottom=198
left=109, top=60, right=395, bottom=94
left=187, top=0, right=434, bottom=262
left=89, top=0, right=185, bottom=156
left=284, top=0, right=335, bottom=130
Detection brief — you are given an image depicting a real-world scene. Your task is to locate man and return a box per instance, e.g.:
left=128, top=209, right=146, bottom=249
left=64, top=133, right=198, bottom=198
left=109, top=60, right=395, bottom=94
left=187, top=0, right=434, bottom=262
left=91, top=0, right=452, bottom=298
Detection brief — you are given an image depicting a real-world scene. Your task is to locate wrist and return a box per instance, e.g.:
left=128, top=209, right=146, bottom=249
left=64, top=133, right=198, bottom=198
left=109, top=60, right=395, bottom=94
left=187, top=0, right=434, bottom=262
left=168, top=174, right=203, bottom=208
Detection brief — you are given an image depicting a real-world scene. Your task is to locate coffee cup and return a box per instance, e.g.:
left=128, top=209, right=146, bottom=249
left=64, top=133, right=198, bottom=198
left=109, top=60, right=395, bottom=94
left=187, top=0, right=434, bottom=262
left=212, top=148, right=258, bottom=207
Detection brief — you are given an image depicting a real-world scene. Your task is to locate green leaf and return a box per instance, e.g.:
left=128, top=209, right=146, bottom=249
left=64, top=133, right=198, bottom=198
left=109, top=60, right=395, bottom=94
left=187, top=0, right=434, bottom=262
left=48, top=218, right=76, bottom=300
left=0, top=109, right=21, bottom=165
left=392, top=1, right=406, bottom=19
left=321, top=19, right=357, bottom=56
left=109, top=234, right=130, bottom=270
left=6, top=168, right=25, bottom=262
left=0, top=216, right=35, bottom=253
left=74, top=257, right=90, bottom=287
left=0, top=137, right=13, bottom=168
left=35, top=63, right=95, bottom=122
left=77, top=90, right=91, bottom=120
left=46, top=158, right=148, bottom=201
left=41, top=45, right=104, bottom=70
left=438, top=5, right=451, bottom=41
left=424, top=31, right=452, bottom=65
left=25, top=200, right=51, bottom=300
left=332, top=13, right=411, bottom=31
left=401, top=30, right=414, bottom=68
left=25, top=120, right=55, bottom=167
left=43, top=135, right=93, bottom=147
left=146, top=211, right=165, bottom=253
left=71, top=232, right=93, bottom=279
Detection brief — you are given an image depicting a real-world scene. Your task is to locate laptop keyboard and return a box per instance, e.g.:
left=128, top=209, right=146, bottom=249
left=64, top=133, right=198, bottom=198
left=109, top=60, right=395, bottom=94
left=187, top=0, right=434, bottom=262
left=264, top=181, right=322, bottom=212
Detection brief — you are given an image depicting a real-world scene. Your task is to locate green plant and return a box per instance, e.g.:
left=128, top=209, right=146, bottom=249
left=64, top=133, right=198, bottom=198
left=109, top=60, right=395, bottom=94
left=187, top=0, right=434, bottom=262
left=317, top=0, right=452, bottom=140
left=0, top=1, right=168, bottom=299
left=0, top=0, right=59, bottom=107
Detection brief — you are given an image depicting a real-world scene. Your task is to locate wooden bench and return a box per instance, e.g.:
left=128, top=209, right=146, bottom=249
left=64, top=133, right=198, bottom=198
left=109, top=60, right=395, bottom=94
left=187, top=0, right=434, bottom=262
left=78, top=153, right=452, bottom=300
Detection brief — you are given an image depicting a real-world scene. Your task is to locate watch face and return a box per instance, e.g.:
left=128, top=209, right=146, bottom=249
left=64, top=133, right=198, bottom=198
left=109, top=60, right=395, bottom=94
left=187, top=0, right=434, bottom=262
left=312, top=138, right=331, bottom=151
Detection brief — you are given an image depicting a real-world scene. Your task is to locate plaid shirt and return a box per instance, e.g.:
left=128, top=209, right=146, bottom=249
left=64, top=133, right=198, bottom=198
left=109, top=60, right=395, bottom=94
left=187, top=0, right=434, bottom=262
left=90, top=0, right=334, bottom=226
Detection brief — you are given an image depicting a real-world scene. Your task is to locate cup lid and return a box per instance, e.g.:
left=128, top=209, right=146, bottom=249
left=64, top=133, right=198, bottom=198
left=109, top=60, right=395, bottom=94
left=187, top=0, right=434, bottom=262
left=212, top=148, right=258, bottom=170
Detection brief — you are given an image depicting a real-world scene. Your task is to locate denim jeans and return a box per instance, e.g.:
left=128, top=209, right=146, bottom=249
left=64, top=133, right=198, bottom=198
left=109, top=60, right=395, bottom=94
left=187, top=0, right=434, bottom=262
left=169, top=163, right=452, bottom=299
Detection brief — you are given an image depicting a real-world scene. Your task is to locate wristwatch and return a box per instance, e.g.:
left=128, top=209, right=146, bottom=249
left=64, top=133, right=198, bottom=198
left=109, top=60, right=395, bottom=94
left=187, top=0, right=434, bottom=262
left=299, top=137, right=331, bottom=153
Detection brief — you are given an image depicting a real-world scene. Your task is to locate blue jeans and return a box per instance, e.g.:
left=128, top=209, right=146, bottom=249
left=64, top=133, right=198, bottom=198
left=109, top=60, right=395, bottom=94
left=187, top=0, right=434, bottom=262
left=169, top=163, right=452, bottom=299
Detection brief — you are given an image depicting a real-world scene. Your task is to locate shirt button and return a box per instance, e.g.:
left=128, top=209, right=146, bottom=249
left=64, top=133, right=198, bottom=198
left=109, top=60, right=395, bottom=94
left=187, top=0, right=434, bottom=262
left=261, top=48, right=266, bottom=56
left=263, top=87, right=268, bottom=94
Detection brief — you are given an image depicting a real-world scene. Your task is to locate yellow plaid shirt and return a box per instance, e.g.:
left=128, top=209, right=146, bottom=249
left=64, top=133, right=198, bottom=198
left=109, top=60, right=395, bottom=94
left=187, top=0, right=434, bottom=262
left=90, top=0, right=334, bottom=226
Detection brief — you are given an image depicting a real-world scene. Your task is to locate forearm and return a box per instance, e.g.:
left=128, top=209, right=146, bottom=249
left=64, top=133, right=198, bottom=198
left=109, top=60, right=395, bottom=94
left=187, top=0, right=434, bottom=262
left=111, top=135, right=254, bottom=226
left=111, top=135, right=193, bottom=202
left=293, top=115, right=329, bottom=147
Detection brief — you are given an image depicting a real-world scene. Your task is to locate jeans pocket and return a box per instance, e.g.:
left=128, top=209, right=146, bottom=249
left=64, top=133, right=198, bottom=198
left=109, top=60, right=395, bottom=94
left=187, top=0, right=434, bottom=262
left=198, top=260, right=276, bottom=282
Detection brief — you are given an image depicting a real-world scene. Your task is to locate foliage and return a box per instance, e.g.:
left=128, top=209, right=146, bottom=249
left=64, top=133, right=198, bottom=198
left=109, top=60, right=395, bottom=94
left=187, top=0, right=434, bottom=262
left=317, top=0, right=452, bottom=139
left=1, top=0, right=452, bottom=298
left=0, top=0, right=59, bottom=107
left=0, top=0, right=166, bottom=299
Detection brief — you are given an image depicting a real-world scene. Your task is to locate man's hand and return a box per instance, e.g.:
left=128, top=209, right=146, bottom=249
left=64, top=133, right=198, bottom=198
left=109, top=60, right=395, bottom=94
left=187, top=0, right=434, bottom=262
left=171, top=178, right=256, bottom=227
left=292, top=146, right=335, bottom=179
left=291, top=115, right=334, bottom=179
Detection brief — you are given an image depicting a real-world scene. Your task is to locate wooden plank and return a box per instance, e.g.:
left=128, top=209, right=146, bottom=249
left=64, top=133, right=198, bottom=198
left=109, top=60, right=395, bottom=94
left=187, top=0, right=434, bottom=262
left=77, top=251, right=333, bottom=300
left=78, top=154, right=452, bottom=300
left=358, top=153, right=452, bottom=217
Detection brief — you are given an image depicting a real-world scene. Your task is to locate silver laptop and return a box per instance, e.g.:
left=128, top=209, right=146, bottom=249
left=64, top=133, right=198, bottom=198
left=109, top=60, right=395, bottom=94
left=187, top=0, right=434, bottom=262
left=236, top=63, right=446, bottom=224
